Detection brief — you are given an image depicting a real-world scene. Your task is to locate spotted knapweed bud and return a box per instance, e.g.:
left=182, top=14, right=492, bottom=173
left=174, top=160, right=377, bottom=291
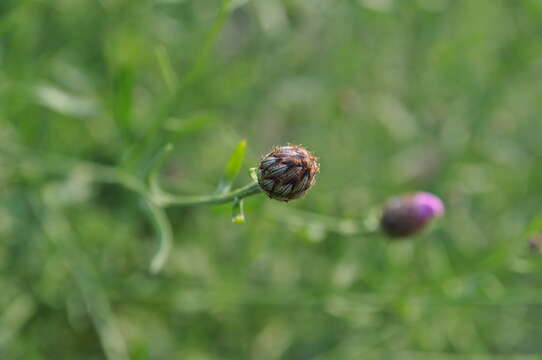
left=380, top=192, right=444, bottom=238
left=257, top=145, right=320, bottom=201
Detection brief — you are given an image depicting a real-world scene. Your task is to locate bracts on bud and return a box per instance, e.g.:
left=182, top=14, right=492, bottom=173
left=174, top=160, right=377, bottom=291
left=380, top=192, right=444, bottom=238
left=257, top=145, right=320, bottom=201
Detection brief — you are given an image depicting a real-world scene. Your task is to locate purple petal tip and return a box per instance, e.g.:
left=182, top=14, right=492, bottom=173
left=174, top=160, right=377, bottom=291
left=413, top=192, right=445, bottom=218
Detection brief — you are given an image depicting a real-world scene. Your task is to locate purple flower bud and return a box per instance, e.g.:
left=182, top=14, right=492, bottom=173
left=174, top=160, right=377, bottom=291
left=380, top=192, right=444, bottom=238
left=257, top=145, right=320, bottom=201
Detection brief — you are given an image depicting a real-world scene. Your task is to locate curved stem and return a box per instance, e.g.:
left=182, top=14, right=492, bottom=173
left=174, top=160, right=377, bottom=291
left=154, top=182, right=262, bottom=207
left=143, top=198, right=173, bottom=274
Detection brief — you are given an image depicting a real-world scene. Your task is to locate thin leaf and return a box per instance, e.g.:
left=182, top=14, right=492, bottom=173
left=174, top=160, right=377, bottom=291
left=147, top=143, right=174, bottom=198
left=232, top=198, right=245, bottom=223
left=35, top=84, right=98, bottom=118
left=176, top=0, right=232, bottom=90
left=112, top=66, right=134, bottom=130
left=163, top=111, right=218, bottom=136
left=155, top=45, right=178, bottom=92
left=216, top=139, right=247, bottom=195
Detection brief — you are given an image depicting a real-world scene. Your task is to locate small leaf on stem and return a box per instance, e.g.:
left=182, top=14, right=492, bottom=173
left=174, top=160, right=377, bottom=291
left=216, top=139, right=247, bottom=195
left=232, top=198, right=245, bottom=223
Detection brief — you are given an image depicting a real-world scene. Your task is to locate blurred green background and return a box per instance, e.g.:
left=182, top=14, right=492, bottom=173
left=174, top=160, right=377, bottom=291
left=2, top=0, right=542, bottom=358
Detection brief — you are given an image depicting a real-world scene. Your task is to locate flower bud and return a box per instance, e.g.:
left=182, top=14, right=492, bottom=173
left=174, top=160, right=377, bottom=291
left=257, top=145, right=320, bottom=201
left=380, top=192, right=444, bottom=238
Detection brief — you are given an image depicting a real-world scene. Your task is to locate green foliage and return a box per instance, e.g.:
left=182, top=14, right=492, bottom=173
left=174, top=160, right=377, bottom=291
left=216, top=139, right=247, bottom=195
left=526, top=214, right=542, bottom=236
left=231, top=197, right=245, bottom=224
left=1, top=0, right=542, bottom=359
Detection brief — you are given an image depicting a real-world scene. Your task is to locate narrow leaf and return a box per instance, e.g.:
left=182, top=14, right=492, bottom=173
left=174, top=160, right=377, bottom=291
left=232, top=198, right=245, bottom=223
left=155, top=45, right=178, bottom=92
left=163, top=111, right=218, bottom=136
left=177, top=0, right=231, bottom=90
left=147, top=143, right=174, bottom=197
left=112, top=66, right=134, bottom=130
left=216, top=139, right=247, bottom=195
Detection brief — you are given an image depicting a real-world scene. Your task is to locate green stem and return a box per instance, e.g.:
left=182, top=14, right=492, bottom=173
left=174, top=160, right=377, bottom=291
left=143, top=198, right=173, bottom=274
left=5, top=144, right=262, bottom=273
left=7, top=144, right=261, bottom=209
left=154, top=182, right=262, bottom=207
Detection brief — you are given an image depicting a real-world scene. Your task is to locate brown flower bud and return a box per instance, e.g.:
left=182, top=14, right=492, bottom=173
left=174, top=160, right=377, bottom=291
left=257, top=145, right=320, bottom=201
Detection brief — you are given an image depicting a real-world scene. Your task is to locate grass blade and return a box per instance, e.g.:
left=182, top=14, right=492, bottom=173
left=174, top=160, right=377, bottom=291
left=155, top=45, right=178, bottom=92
